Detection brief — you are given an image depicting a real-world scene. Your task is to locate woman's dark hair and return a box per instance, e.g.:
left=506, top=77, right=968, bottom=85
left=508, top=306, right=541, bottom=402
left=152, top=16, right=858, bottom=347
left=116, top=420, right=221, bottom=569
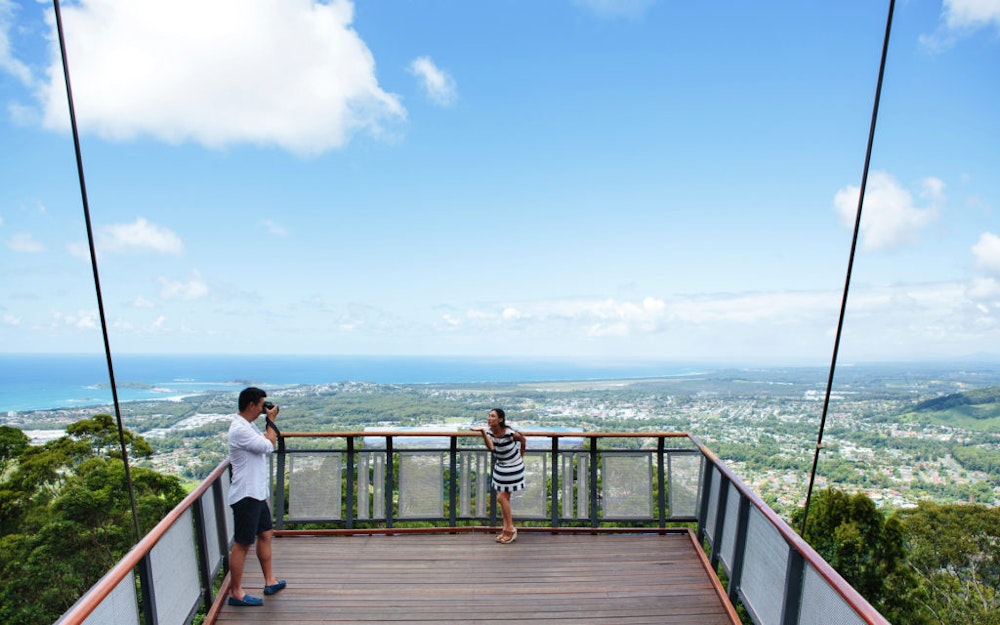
left=239, top=387, right=267, bottom=412
left=491, top=408, right=506, bottom=425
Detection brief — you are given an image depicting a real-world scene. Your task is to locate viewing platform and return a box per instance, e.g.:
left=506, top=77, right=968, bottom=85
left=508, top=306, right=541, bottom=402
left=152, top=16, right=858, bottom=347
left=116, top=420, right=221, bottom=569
left=55, top=430, right=890, bottom=625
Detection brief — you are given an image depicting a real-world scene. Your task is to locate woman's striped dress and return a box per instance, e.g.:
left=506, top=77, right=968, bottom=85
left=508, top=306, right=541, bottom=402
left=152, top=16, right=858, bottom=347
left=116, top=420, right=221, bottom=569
left=488, top=428, right=525, bottom=492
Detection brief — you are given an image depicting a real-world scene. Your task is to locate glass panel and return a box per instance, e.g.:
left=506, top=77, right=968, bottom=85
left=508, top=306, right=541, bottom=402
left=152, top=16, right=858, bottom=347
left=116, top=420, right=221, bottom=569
left=601, top=453, right=653, bottom=519
left=288, top=453, right=342, bottom=520
left=357, top=452, right=371, bottom=519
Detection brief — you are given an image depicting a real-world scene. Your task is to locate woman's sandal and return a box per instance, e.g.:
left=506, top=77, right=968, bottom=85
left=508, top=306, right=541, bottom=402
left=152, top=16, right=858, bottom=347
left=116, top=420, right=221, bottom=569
left=499, top=528, right=517, bottom=544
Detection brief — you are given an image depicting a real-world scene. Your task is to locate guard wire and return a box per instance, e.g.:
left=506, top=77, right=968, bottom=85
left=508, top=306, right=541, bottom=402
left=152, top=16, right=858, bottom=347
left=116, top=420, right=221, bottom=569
left=52, top=0, right=142, bottom=543
left=801, top=0, right=897, bottom=537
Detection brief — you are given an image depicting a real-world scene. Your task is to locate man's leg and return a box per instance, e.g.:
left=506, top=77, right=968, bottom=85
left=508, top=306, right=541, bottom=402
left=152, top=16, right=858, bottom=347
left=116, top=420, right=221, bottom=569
left=255, top=529, right=281, bottom=587
left=229, top=541, right=251, bottom=599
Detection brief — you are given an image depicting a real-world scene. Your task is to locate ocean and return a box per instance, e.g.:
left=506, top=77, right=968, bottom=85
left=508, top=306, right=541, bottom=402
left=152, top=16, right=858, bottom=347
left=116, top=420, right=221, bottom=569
left=0, top=353, right=706, bottom=413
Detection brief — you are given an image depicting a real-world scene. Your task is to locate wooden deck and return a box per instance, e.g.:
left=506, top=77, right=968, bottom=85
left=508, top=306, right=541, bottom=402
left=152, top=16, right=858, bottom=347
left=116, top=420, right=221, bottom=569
left=209, top=530, right=741, bottom=625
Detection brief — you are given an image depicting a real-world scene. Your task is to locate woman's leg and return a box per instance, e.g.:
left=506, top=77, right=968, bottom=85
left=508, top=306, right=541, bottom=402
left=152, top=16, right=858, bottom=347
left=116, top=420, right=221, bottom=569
left=498, top=491, right=513, bottom=535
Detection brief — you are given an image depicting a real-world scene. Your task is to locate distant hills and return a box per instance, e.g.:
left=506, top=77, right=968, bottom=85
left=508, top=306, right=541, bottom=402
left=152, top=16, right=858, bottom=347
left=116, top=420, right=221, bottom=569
left=911, top=385, right=1000, bottom=425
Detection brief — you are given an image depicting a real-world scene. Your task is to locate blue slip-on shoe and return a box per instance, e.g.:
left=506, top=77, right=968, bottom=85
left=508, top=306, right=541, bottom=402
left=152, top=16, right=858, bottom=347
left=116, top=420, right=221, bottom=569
left=227, top=595, right=263, bottom=607
left=263, top=580, right=286, bottom=595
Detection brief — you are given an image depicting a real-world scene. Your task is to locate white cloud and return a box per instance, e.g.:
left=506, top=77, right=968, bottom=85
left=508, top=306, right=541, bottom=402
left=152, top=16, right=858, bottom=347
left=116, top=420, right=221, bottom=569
left=408, top=56, right=457, bottom=107
left=262, top=219, right=287, bottom=236
left=100, top=217, right=183, bottom=255
left=0, top=0, right=32, bottom=86
left=158, top=271, right=209, bottom=301
left=131, top=296, right=155, bottom=309
left=2, top=312, right=21, bottom=326
left=972, top=232, right=1000, bottom=274
left=920, top=0, right=1000, bottom=50
left=5, top=232, right=45, bottom=252
left=56, top=309, right=99, bottom=330
left=942, top=0, right=1000, bottom=30
left=833, top=171, right=939, bottom=252
left=39, top=0, right=404, bottom=155
left=967, top=277, right=1000, bottom=301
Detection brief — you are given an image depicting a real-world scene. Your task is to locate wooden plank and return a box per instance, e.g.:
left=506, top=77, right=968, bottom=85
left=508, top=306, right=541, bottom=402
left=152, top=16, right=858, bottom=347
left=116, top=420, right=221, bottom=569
left=211, top=532, right=739, bottom=625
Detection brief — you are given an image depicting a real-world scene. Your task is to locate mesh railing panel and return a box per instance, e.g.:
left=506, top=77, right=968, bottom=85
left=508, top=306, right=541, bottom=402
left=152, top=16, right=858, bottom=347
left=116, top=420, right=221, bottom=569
left=511, top=452, right=547, bottom=518
left=667, top=452, right=701, bottom=518
left=576, top=452, right=590, bottom=519
left=288, top=453, right=342, bottom=520
left=705, top=465, right=721, bottom=543
left=560, top=453, right=574, bottom=518
left=740, top=507, right=789, bottom=625
left=798, top=563, right=868, bottom=625
left=602, top=453, right=653, bottom=518
left=68, top=570, right=139, bottom=625
left=149, top=508, right=201, bottom=625
left=399, top=453, right=444, bottom=518
left=719, top=483, right=742, bottom=573
left=199, top=486, right=224, bottom=578
left=354, top=451, right=389, bottom=519
left=222, top=469, right=233, bottom=541
left=458, top=450, right=489, bottom=517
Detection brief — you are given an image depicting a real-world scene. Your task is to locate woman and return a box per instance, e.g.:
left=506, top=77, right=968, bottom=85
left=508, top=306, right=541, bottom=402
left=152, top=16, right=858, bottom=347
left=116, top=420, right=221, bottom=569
left=473, top=408, right=526, bottom=544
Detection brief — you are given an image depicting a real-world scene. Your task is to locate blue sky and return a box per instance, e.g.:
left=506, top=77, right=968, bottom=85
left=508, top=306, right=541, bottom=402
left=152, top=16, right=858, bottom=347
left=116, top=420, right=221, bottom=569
left=0, top=0, right=998, bottom=365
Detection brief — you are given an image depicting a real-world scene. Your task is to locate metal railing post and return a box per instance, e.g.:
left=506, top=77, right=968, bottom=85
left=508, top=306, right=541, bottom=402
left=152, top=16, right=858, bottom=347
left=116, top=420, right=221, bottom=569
left=137, top=555, right=157, bottom=625
left=781, top=550, right=806, bottom=625
left=346, top=436, right=355, bottom=529
left=449, top=437, right=458, bottom=526
left=657, top=437, right=667, bottom=527
left=550, top=436, right=560, bottom=527
left=589, top=437, right=599, bottom=528
left=385, top=437, right=394, bottom=528
left=274, top=432, right=286, bottom=530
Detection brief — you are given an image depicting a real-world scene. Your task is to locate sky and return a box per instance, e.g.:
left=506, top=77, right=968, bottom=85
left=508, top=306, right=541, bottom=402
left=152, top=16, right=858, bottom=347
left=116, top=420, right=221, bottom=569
left=0, top=0, right=998, bottom=366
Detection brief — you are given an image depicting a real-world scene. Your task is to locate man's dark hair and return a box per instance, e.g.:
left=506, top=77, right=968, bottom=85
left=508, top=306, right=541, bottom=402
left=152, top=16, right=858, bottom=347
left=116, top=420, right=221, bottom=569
left=238, top=387, right=267, bottom=412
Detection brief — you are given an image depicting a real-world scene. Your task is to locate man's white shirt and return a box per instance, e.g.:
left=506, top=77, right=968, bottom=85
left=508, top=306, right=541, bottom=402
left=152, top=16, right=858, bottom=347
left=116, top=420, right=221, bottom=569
left=228, top=415, right=274, bottom=504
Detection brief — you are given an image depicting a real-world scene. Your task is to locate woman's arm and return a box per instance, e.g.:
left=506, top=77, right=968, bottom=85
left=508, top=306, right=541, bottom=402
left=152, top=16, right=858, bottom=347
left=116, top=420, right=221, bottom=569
left=471, top=426, right=494, bottom=451
left=513, top=430, right=526, bottom=457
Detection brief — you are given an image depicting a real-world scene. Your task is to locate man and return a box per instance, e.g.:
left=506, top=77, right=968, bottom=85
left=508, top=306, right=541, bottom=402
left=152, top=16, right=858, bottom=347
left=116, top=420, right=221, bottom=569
left=227, top=386, right=286, bottom=606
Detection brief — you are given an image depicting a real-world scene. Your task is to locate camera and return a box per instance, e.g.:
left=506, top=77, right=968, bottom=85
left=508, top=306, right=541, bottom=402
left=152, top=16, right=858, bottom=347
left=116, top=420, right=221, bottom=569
left=263, top=401, right=274, bottom=410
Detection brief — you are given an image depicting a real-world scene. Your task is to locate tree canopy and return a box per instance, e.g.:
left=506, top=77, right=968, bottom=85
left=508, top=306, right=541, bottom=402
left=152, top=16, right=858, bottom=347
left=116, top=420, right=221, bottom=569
left=0, top=415, right=184, bottom=625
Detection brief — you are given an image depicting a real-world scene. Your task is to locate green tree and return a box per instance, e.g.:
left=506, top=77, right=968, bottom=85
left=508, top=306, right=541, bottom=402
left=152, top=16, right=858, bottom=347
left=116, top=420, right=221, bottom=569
left=0, top=425, right=29, bottom=476
left=893, top=501, right=1000, bottom=625
left=791, top=488, right=913, bottom=623
left=0, top=417, right=184, bottom=625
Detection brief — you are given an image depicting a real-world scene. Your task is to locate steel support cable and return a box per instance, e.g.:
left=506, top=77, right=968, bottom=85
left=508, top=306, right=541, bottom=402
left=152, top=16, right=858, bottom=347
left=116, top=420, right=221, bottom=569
left=800, top=0, right=896, bottom=537
left=52, top=0, right=142, bottom=543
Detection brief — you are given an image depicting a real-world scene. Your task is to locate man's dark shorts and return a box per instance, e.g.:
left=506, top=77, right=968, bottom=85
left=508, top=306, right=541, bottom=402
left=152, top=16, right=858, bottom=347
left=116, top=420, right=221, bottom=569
left=231, top=497, right=274, bottom=545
